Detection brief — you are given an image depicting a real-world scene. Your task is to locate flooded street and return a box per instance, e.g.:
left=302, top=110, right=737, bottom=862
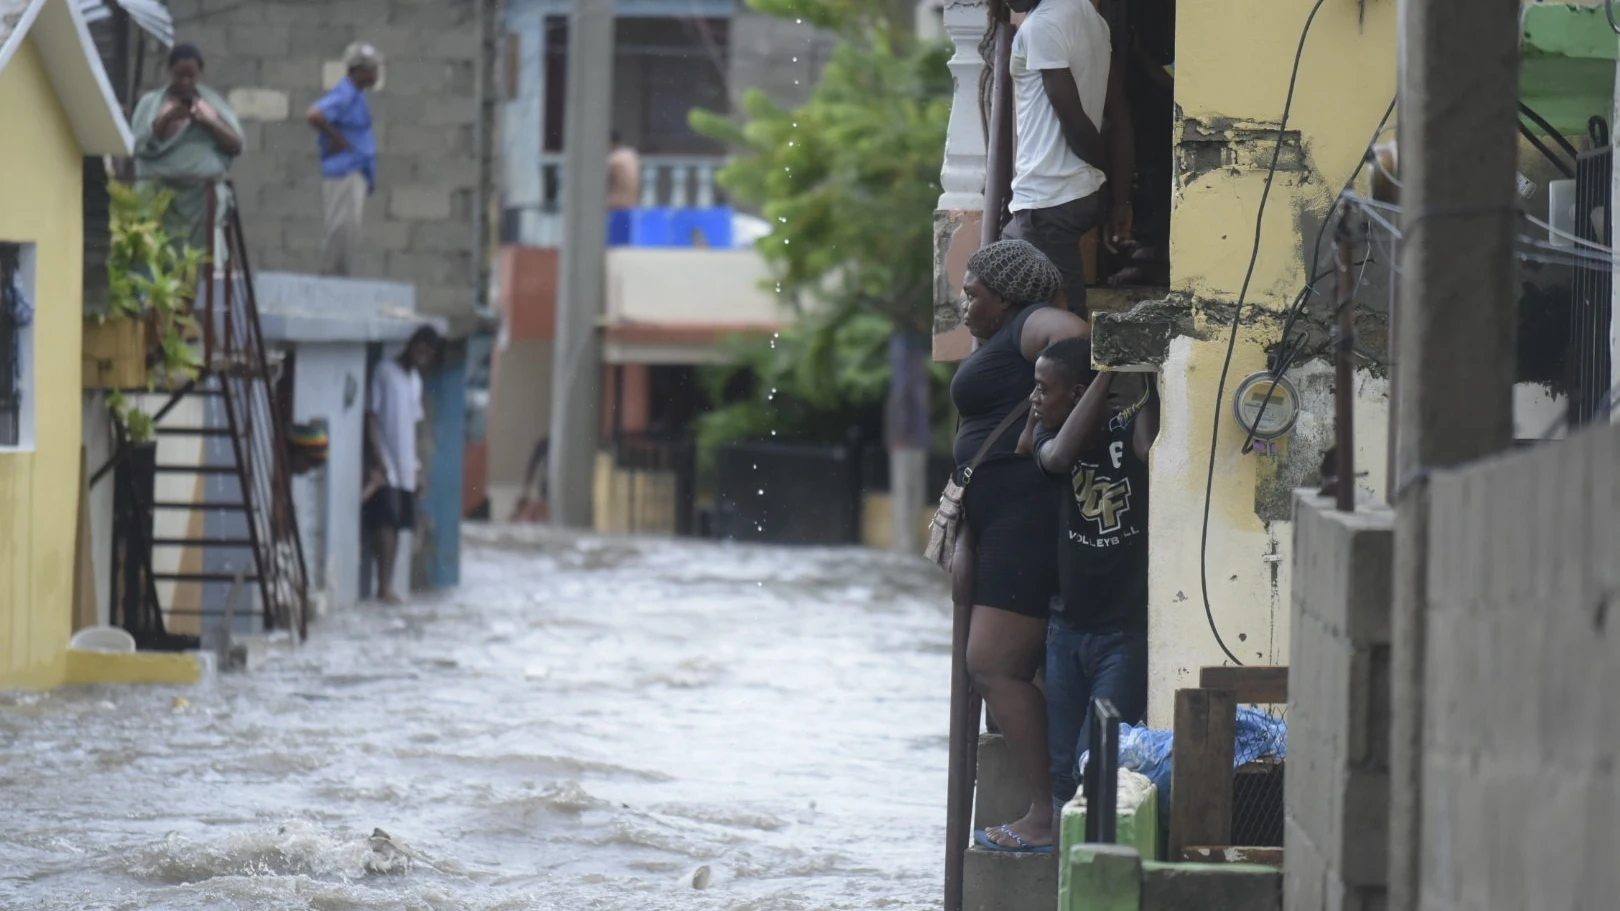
left=0, top=526, right=952, bottom=910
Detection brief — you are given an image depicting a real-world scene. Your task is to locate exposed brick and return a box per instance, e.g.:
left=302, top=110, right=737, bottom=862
left=237, top=122, right=265, bottom=153
left=387, top=124, right=467, bottom=160
left=374, top=154, right=420, bottom=185
left=262, top=57, right=325, bottom=91
left=420, top=98, right=478, bottom=127
left=281, top=218, right=328, bottom=254
left=203, top=56, right=263, bottom=89
left=386, top=251, right=470, bottom=286
left=388, top=187, right=453, bottom=221
left=378, top=61, right=455, bottom=97
left=228, top=24, right=291, bottom=57
left=228, top=88, right=292, bottom=122
left=172, top=24, right=228, bottom=56
left=408, top=221, right=476, bottom=255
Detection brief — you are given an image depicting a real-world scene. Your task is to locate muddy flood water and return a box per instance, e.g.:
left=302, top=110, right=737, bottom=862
left=0, top=526, right=953, bottom=910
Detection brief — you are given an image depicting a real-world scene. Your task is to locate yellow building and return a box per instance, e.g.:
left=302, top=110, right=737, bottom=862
left=933, top=0, right=1615, bottom=724
left=0, top=0, right=134, bottom=688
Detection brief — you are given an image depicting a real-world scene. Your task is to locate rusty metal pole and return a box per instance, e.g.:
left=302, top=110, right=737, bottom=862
left=946, top=15, right=1013, bottom=907
left=1334, top=215, right=1357, bottom=511
left=980, top=20, right=1015, bottom=250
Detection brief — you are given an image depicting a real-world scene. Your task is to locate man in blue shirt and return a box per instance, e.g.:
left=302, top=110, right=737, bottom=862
left=306, top=42, right=382, bottom=276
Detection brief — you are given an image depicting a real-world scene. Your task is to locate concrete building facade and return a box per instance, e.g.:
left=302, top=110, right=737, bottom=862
left=151, top=0, right=496, bottom=331
left=932, top=0, right=1616, bottom=727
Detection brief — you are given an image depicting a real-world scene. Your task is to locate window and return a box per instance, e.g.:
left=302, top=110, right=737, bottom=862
left=0, top=243, right=35, bottom=450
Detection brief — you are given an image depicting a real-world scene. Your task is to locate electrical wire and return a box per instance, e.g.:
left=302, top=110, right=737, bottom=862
left=1518, top=122, right=1577, bottom=179
left=1196, top=0, right=1333, bottom=667
left=1238, top=95, right=1398, bottom=455
left=1519, top=102, right=1584, bottom=164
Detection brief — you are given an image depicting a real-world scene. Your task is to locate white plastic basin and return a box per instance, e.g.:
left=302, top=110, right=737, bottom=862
left=69, top=626, right=137, bottom=654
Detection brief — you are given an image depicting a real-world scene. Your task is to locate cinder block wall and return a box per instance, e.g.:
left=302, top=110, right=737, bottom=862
left=1285, top=494, right=1393, bottom=911
left=157, top=0, right=483, bottom=326
left=1419, top=422, right=1620, bottom=910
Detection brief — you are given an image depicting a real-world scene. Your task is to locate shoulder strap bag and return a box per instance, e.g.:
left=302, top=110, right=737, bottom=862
left=924, top=400, right=1031, bottom=573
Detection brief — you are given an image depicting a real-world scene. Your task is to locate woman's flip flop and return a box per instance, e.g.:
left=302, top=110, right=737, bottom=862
left=973, top=825, right=1056, bottom=854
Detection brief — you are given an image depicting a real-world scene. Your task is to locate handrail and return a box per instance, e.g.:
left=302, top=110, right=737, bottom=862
left=205, top=180, right=310, bottom=639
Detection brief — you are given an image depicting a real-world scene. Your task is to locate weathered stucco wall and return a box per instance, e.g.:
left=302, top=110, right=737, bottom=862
left=1135, top=0, right=1399, bottom=724
left=0, top=39, right=85, bottom=689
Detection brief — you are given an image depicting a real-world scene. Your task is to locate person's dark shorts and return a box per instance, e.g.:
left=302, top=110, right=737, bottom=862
left=963, top=457, right=1059, bottom=618
left=1003, top=190, right=1105, bottom=317
left=364, top=487, right=416, bottom=531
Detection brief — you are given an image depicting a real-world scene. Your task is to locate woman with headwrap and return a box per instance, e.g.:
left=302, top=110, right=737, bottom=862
left=950, top=239, right=1088, bottom=852
left=130, top=43, right=243, bottom=257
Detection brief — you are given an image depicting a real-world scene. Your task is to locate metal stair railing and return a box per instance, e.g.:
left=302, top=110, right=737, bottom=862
left=203, top=181, right=310, bottom=641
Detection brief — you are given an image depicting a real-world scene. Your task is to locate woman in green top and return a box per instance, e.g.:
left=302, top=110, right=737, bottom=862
left=130, top=44, right=243, bottom=256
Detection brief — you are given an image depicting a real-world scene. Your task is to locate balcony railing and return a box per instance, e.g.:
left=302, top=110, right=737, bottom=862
left=510, top=154, right=729, bottom=247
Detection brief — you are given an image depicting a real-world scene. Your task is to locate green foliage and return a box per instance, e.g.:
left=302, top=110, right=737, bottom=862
left=693, top=310, right=957, bottom=475
left=687, top=1, right=954, bottom=466
left=101, top=182, right=207, bottom=442
left=106, top=391, right=155, bottom=444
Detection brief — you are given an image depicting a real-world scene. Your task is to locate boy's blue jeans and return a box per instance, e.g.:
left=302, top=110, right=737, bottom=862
left=1046, top=620, right=1148, bottom=806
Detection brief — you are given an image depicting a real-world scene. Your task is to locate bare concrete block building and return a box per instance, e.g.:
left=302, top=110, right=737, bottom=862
left=153, top=0, right=497, bottom=331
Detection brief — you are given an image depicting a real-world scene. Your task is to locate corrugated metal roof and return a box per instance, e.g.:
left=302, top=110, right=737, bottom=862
left=76, top=0, right=170, bottom=46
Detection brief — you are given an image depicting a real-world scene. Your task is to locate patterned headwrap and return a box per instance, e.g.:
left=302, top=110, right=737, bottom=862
left=966, top=239, right=1063, bottom=307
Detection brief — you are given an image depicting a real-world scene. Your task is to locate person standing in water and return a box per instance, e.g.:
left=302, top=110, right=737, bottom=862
left=365, top=326, right=443, bottom=604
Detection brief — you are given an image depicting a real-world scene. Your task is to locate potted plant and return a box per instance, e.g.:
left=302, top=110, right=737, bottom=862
left=86, top=182, right=208, bottom=441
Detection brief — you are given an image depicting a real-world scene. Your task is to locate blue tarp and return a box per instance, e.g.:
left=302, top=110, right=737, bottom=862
left=1080, top=707, right=1288, bottom=818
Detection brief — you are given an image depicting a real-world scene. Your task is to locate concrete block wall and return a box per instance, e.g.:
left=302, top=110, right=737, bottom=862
left=158, top=0, right=484, bottom=326
left=1418, top=422, right=1620, bottom=911
left=1285, top=494, right=1394, bottom=911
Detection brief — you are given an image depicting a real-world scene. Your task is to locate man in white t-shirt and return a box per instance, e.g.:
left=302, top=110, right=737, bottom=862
left=364, top=325, right=443, bottom=604
left=1003, top=0, right=1133, bottom=318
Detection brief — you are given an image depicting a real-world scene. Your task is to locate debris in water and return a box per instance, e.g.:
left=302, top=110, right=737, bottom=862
left=680, top=864, right=712, bottom=890
left=366, top=827, right=448, bottom=876
left=171, top=697, right=189, bottom=711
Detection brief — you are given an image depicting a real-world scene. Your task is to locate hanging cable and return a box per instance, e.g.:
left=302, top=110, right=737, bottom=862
left=1196, top=0, right=1333, bottom=667
left=1519, top=102, right=1584, bottom=163
left=1239, top=95, right=1398, bottom=455
left=1518, top=122, right=1577, bottom=179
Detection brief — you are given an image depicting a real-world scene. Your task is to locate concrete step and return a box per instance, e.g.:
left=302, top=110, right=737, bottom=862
left=964, top=845, right=1058, bottom=911
left=967, top=733, right=1059, bottom=911
left=973, top=732, right=1041, bottom=831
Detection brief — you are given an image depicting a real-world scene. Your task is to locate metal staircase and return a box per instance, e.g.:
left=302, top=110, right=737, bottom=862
left=95, top=181, right=309, bottom=650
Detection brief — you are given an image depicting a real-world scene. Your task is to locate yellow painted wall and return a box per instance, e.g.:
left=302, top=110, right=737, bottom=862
left=1146, top=0, right=1398, bottom=723
left=0, top=38, right=87, bottom=689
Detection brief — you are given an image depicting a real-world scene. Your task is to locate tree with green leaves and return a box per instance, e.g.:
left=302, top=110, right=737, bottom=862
left=689, top=0, right=954, bottom=494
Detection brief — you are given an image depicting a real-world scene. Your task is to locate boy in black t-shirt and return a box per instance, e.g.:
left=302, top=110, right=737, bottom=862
left=1030, top=337, right=1158, bottom=815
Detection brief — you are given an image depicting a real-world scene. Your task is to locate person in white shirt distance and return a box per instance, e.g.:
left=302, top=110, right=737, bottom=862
left=364, top=326, right=444, bottom=605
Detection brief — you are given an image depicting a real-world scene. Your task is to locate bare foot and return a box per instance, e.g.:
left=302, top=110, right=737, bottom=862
left=981, top=808, right=1055, bottom=849
left=379, top=591, right=406, bottom=605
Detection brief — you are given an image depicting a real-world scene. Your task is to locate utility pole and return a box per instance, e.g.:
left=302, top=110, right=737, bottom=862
left=1387, top=1, right=1521, bottom=908
left=547, top=0, right=615, bottom=528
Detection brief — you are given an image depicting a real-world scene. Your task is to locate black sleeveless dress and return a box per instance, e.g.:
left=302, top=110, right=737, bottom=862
left=949, top=305, right=1059, bottom=618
